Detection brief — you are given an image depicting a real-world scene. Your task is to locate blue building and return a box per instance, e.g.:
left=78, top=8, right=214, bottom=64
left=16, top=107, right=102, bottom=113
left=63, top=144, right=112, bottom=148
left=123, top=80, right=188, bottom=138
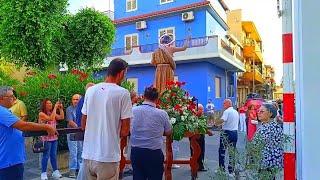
left=104, top=0, right=245, bottom=110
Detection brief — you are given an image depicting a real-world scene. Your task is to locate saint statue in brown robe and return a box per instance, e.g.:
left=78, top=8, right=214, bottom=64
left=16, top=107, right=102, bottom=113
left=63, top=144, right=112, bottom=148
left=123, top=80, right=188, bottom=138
left=151, top=34, right=190, bottom=93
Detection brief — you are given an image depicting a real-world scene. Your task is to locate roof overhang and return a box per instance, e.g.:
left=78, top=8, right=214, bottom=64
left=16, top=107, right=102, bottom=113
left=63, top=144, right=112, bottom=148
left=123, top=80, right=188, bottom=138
left=242, top=21, right=262, bottom=41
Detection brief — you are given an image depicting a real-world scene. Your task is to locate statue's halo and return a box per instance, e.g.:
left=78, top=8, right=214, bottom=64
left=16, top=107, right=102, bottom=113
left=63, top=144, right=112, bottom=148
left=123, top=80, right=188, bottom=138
left=159, top=33, right=175, bottom=46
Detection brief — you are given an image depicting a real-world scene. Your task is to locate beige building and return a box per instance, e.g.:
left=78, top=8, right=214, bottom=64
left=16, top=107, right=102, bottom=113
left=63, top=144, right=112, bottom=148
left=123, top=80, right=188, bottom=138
left=227, top=9, right=276, bottom=105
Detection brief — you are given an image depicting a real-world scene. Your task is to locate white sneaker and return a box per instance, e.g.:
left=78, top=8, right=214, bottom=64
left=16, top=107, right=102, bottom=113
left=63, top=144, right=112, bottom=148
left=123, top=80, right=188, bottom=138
left=172, top=164, right=180, bottom=169
left=41, top=172, right=48, bottom=180
left=52, top=170, right=62, bottom=179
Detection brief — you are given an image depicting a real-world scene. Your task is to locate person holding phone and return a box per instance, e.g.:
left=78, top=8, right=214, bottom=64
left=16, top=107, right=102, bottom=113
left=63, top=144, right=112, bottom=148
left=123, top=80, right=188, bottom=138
left=38, top=99, right=64, bottom=180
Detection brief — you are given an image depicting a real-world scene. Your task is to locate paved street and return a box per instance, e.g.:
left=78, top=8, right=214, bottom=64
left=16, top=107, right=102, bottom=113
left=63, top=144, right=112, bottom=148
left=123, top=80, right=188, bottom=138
left=25, top=131, right=247, bottom=180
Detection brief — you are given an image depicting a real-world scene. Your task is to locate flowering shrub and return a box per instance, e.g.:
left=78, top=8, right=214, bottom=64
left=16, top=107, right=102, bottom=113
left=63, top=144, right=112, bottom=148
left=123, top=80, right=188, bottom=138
left=158, top=81, right=207, bottom=141
left=18, top=69, right=101, bottom=123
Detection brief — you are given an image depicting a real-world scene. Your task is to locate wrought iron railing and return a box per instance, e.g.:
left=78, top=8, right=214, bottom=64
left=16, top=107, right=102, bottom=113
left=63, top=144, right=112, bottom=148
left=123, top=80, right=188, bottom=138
left=110, top=36, right=211, bottom=56
left=221, top=39, right=233, bottom=55
left=110, top=48, right=132, bottom=57
left=236, top=53, right=244, bottom=61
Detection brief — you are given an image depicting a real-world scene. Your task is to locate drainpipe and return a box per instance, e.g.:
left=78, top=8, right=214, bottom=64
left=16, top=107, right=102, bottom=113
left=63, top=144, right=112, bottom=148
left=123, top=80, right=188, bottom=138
left=225, top=69, right=228, bottom=99
left=252, top=58, right=255, bottom=93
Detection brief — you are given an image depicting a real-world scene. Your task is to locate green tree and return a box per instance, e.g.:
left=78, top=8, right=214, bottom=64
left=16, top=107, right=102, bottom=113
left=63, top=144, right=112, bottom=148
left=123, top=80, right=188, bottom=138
left=0, top=0, right=68, bottom=69
left=65, top=8, right=115, bottom=69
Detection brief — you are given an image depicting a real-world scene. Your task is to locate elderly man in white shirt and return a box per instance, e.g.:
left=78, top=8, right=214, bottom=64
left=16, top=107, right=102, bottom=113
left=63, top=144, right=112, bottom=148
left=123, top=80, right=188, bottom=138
left=215, top=99, right=239, bottom=177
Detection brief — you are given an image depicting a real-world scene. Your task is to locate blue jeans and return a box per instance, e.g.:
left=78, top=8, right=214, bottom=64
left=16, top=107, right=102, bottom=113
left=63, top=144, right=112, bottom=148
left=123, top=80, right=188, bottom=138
left=41, top=140, right=58, bottom=173
left=0, top=163, right=24, bottom=180
left=67, top=134, right=83, bottom=170
left=131, top=147, right=164, bottom=180
left=218, top=130, right=238, bottom=173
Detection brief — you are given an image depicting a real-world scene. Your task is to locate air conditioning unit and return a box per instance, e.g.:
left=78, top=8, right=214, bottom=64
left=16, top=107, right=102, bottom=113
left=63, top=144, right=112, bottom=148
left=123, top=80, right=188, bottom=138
left=136, top=21, right=147, bottom=30
left=182, top=11, right=194, bottom=21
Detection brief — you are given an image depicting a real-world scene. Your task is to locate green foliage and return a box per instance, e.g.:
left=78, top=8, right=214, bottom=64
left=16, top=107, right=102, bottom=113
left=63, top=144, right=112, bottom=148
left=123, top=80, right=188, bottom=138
left=212, top=131, right=289, bottom=179
left=0, top=3, right=115, bottom=70
left=121, top=80, right=135, bottom=92
left=18, top=70, right=102, bottom=122
left=0, top=0, right=68, bottom=68
left=0, top=70, right=20, bottom=87
left=65, top=8, right=115, bottom=69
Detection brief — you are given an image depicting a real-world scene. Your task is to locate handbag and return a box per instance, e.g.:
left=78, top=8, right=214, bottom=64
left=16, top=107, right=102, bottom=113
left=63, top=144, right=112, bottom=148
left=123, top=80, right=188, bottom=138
left=32, top=137, right=48, bottom=153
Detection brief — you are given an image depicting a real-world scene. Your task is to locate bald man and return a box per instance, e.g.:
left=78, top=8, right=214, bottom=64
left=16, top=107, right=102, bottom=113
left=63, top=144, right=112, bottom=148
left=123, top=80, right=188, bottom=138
left=215, top=99, right=239, bottom=177
left=66, top=94, right=81, bottom=178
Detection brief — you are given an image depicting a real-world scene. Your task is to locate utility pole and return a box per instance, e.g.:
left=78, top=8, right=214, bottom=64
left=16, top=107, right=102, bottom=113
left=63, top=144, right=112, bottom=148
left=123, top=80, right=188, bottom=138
left=279, top=0, right=296, bottom=179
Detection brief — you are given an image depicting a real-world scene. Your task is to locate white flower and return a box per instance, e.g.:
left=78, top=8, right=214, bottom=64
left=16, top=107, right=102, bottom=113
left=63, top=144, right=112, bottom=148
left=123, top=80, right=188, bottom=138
left=170, top=117, right=176, bottom=124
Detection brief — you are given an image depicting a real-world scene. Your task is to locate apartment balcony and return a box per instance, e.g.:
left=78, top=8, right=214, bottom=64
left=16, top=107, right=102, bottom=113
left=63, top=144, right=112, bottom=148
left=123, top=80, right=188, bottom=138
left=243, top=41, right=263, bottom=63
left=241, top=69, right=264, bottom=84
left=105, top=36, right=245, bottom=72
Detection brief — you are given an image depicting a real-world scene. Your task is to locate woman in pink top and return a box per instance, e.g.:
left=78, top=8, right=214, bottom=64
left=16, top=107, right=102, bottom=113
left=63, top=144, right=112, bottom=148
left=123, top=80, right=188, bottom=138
left=38, top=99, right=64, bottom=180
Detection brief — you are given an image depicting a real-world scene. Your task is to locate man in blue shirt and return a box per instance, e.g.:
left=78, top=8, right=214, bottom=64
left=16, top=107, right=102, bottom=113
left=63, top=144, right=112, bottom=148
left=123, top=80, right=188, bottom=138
left=66, top=94, right=81, bottom=178
left=0, top=86, right=57, bottom=180
left=75, top=83, right=95, bottom=128
left=74, top=82, right=94, bottom=180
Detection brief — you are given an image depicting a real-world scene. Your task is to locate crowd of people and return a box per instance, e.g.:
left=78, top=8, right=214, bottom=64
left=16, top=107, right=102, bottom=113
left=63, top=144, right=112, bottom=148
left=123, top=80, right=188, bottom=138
left=0, top=58, right=284, bottom=180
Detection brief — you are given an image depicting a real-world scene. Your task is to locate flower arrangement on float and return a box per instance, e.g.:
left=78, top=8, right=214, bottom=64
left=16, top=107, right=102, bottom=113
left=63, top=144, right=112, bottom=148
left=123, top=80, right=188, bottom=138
left=158, top=81, right=207, bottom=141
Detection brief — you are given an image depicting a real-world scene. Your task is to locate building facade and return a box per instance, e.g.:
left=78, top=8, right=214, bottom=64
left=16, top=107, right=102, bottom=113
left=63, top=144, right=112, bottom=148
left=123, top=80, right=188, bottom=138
left=227, top=9, right=275, bottom=105
left=104, top=0, right=245, bottom=110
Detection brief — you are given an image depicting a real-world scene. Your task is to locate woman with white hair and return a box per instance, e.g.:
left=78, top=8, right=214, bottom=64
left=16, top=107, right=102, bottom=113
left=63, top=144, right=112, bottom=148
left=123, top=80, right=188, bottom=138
left=151, top=34, right=190, bottom=93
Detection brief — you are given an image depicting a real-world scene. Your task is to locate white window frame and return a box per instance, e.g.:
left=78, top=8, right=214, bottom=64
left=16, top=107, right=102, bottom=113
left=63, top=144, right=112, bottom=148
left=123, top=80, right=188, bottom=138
left=124, top=33, right=139, bottom=51
left=215, top=77, right=221, bottom=98
left=160, top=0, right=174, bottom=5
left=126, top=0, right=137, bottom=12
left=127, top=78, right=139, bottom=93
left=158, top=27, right=175, bottom=44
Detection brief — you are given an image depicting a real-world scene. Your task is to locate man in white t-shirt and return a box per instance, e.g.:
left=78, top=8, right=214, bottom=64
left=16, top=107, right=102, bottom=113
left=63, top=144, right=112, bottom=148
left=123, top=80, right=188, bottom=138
left=81, top=58, right=133, bottom=180
left=206, top=99, right=215, bottom=126
left=215, top=99, right=239, bottom=177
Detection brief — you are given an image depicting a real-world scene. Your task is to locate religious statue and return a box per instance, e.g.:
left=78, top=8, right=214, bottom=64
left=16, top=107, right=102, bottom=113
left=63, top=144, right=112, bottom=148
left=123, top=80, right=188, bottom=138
left=151, top=34, right=190, bottom=93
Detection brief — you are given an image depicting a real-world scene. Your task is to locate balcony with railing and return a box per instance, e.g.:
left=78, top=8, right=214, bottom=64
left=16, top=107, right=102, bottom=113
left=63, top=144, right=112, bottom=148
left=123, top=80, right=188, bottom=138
left=243, top=39, right=263, bottom=62
left=241, top=65, right=264, bottom=84
left=106, top=36, right=245, bottom=72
